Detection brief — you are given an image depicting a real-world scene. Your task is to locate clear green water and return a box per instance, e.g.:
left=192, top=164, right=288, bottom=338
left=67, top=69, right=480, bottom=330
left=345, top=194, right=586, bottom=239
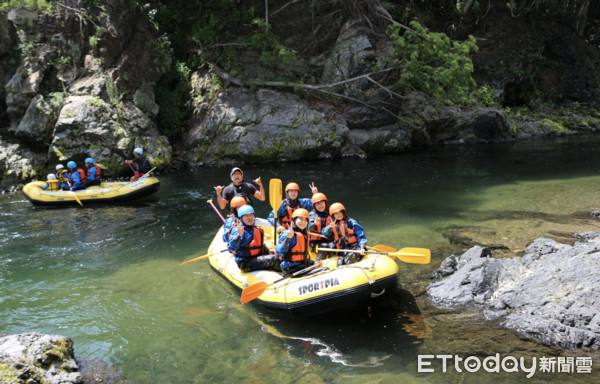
left=2, top=136, right=600, bottom=383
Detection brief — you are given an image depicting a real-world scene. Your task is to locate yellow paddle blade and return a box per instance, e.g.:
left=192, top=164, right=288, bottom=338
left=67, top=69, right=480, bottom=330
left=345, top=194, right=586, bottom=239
left=241, top=281, right=270, bottom=304
left=269, top=178, right=282, bottom=212
left=393, top=247, right=431, bottom=264
left=269, top=178, right=282, bottom=246
left=370, top=244, right=397, bottom=253
left=179, top=252, right=214, bottom=266
left=72, top=192, right=83, bottom=206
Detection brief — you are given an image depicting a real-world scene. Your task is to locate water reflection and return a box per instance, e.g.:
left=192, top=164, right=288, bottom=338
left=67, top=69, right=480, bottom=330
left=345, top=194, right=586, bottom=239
left=252, top=288, right=425, bottom=369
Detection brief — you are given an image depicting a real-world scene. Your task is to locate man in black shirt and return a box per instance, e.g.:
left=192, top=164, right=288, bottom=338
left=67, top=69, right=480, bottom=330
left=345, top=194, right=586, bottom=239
left=125, top=148, right=152, bottom=181
left=214, top=167, right=265, bottom=210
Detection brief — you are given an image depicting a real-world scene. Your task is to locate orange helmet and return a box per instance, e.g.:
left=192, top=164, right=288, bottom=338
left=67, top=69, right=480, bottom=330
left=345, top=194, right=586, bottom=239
left=285, top=182, right=300, bottom=192
left=311, top=193, right=327, bottom=205
left=230, top=196, right=246, bottom=208
left=329, top=202, right=346, bottom=215
left=292, top=208, right=310, bottom=220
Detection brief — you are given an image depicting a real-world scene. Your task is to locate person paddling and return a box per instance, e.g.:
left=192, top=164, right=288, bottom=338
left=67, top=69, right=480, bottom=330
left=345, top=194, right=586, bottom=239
left=63, top=161, right=87, bottom=191
left=322, top=202, right=368, bottom=266
left=125, top=148, right=152, bottom=181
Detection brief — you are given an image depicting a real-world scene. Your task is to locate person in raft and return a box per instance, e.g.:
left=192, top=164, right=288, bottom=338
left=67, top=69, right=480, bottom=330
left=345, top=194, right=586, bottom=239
left=276, top=208, right=315, bottom=277
left=83, top=157, right=102, bottom=187
left=222, top=196, right=248, bottom=243
left=125, top=148, right=152, bottom=181
left=228, top=205, right=280, bottom=272
left=55, top=164, right=70, bottom=189
left=63, top=161, right=87, bottom=191
left=214, top=167, right=265, bottom=210
left=322, top=202, right=368, bottom=266
left=41, top=174, right=59, bottom=191
left=308, top=192, right=333, bottom=261
left=268, top=182, right=318, bottom=229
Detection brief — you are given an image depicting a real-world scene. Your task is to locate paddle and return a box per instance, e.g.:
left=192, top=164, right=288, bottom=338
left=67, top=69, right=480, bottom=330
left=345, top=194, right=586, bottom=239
left=139, top=167, right=156, bottom=179
left=207, top=199, right=226, bottom=223
left=315, top=246, right=431, bottom=264
left=66, top=180, right=83, bottom=206
left=269, top=179, right=282, bottom=246
left=368, top=244, right=397, bottom=253
left=179, top=249, right=228, bottom=266
left=241, top=261, right=323, bottom=304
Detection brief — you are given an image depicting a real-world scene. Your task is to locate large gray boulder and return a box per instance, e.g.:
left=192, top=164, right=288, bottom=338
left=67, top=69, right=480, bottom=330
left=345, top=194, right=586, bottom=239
left=0, top=333, right=83, bottom=384
left=183, top=87, right=348, bottom=165
left=428, top=235, right=600, bottom=349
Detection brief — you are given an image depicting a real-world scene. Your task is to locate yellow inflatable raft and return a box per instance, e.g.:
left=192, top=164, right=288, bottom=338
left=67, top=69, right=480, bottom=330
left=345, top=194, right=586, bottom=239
left=22, top=177, right=160, bottom=206
left=207, top=218, right=399, bottom=317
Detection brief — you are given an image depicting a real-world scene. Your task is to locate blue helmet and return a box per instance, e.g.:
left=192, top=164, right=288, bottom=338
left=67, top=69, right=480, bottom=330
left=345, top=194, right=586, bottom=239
left=85, top=157, right=94, bottom=164
left=67, top=161, right=76, bottom=169
left=134, top=148, right=143, bottom=155
left=238, top=205, right=255, bottom=217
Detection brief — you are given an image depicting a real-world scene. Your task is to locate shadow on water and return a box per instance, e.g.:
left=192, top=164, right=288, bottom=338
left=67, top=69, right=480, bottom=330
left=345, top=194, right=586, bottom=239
left=251, top=288, right=429, bottom=369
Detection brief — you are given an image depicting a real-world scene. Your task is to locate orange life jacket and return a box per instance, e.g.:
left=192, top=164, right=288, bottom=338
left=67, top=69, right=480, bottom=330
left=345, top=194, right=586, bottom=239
left=87, top=165, right=101, bottom=178
left=240, top=226, right=265, bottom=258
left=282, top=232, right=309, bottom=262
left=310, top=213, right=332, bottom=242
left=331, top=220, right=358, bottom=249
left=280, top=204, right=295, bottom=228
left=68, top=168, right=87, bottom=184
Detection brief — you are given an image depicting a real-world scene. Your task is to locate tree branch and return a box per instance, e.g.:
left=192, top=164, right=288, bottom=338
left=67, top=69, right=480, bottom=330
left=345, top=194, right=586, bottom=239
left=209, top=64, right=403, bottom=119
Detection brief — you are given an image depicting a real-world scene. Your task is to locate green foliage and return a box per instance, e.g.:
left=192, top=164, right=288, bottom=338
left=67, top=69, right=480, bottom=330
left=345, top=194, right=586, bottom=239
left=250, top=19, right=298, bottom=70
left=0, top=0, right=52, bottom=13
left=473, top=85, right=496, bottom=107
left=47, top=91, right=64, bottom=111
left=105, top=77, right=119, bottom=105
left=388, top=21, right=479, bottom=104
left=155, top=60, right=191, bottom=138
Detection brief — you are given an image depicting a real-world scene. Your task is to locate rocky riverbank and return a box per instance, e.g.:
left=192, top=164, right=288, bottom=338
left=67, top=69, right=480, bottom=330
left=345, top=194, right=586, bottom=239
left=0, top=333, right=128, bottom=384
left=427, top=232, right=600, bottom=350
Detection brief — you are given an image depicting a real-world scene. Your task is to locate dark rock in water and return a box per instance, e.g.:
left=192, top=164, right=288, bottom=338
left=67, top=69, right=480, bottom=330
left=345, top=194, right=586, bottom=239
left=0, top=333, right=83, bottom=384
left=427, top=235, right=600, bottom=350
left=78, top=357, right=131, bottom=384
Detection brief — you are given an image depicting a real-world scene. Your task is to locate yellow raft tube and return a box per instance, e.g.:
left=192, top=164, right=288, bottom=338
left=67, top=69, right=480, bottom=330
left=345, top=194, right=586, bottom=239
left=22, top=177, right=160, bottom=206
left=207, top=218, right=399, bottom=317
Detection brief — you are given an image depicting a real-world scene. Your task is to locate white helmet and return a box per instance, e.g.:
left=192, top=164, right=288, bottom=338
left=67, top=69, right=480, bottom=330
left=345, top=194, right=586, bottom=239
left=47, top=174, right=57, bottom=180
left=56, top=164, right=64, bottom=170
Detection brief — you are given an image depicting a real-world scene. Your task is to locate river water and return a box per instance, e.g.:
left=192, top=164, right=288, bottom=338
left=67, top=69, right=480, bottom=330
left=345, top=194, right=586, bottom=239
left=1, top=136, right=600, bottom=383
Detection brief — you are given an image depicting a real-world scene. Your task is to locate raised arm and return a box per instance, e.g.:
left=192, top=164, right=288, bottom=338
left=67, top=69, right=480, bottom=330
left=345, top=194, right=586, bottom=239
left=253, top=177, right=265, bottom=201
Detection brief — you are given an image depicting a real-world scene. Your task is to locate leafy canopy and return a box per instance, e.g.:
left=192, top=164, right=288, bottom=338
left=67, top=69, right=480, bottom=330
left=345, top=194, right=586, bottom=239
left=388, top=20, right=479, bottom=104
